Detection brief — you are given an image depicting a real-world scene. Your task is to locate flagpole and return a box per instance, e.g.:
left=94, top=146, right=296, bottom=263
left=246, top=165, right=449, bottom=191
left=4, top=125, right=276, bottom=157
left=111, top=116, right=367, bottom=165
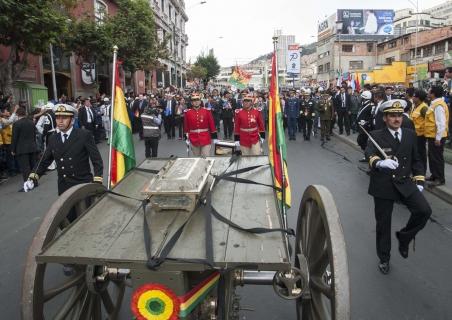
left=107, top=45, right=118, bottom=190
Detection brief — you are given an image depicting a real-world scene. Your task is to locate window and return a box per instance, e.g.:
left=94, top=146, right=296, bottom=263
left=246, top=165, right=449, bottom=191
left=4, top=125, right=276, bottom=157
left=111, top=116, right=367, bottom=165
left=436, top=42, right=445, bottom=54
left=385, top=57, right=395, bottom=64
left=318, top=65, right=324, bottom=73
left=325, top=62, right=330, bottom=72
left=94, top=0, right=108, bottom=24
left=404, top=37, right=410, bottom=44
left=349, top=61, right=363, bottom=69
left=367, top=43, right=374, bottom=53
left=423, top=46, right=433, bottom=57
left=388, top=41, right=397, bottom=49
left=425, top=20, right=430, bottom=26
left=169, top=5, right=172, bottom=20
left=342, top=44, right=353, bottom=52
left=161, top=0, right=165, bottom=11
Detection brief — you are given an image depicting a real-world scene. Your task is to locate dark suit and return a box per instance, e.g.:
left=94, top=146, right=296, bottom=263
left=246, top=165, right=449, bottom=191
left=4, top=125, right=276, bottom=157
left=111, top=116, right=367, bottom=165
left=132, top=99, right=148, bottom=138
left=337, top=93, right=351, bottom=134
left=365, top=128, right=431, bottom=263
left=78, top=106, right=96, bottom=141
left=12, top=117, right=37, bottom=181
left=163, top=99, right=177, bottom=139
left=35, top=128, right=103, bottom=195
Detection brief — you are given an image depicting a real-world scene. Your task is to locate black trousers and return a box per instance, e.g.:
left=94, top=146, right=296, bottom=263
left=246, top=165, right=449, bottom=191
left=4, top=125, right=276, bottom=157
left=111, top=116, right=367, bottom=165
left=374, top=190, right=431, bottom=263
left=357, top=133, right=368, bottom=151
left=145, top=137, right=159, bottom=158
left=164, top=116, right=176, bottom=139
left=337, top=110, right=350, bottom=134
left=175, top=116, right=184, bottom=138
left=417, top=136, right=427, bottom=175
left=301, top=118, right=313, bottom=140
left=223, top=117, right=233, bottom=139
left=427, top=138, right=446, bottom=182
left=16, top=153, right=36, bottom=181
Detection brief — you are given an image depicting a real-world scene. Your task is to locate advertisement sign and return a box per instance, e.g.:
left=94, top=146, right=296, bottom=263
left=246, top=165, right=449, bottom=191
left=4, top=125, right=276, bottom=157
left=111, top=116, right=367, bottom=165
left=337, top=9, right=394, bottom=35
left=318, top=14, right=337, bottom=40
left=286, top=44, right=301, bottom=75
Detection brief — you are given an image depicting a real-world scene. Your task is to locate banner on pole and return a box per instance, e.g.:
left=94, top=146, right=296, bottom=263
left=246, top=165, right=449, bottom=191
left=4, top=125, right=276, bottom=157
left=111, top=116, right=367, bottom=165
left=286, top=44, right=300, bottom=74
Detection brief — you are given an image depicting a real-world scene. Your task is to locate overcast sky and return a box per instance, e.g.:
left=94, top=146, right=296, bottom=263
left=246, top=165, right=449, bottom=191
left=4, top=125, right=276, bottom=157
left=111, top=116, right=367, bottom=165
left=185, top=0, right=447, bottom=67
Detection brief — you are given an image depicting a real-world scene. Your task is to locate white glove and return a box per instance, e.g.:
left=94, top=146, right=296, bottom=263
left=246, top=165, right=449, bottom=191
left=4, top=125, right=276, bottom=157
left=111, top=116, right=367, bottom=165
left=185, top=139, right=190, bottom=147
left=260, top=138, right=265, bottom=144
left=213, top=139, right=219, bottom=145
left=234, top=141, right=240, bottom=148
left=417, top=185, right=424, bottom=192
left=358, top=120, right=366, bottom=126
left=377, top=159, right=399, bottom=170
left=24, top=179, right=35, bottom=192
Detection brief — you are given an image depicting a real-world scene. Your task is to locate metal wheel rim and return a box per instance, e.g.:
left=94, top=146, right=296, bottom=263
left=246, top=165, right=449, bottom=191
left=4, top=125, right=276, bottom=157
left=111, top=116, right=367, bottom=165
left=295, top=185, right=350, bottom=320
left=21, top=183, right=125, bottom=320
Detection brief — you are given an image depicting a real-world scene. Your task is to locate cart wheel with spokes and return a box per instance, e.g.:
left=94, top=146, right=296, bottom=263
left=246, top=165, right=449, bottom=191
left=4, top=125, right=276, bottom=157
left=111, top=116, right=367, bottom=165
left=295, top=185, right=350, bottom=320
left=21, top=183, right=126, bottom=320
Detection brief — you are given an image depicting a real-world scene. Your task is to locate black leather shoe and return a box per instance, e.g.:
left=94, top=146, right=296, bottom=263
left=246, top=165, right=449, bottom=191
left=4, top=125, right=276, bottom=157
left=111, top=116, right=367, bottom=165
left=359, top=157, right=367, bottom=163
left=378, top=261, right=390, bottom=274
left=396, top=231, right=409, bottom=259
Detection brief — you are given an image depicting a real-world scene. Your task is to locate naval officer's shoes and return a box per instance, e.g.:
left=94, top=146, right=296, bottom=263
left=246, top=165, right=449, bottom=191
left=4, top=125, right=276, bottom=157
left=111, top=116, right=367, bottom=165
left=396, top=231, right=409, bottom=259
left=378, top=261, right=390, bottom=274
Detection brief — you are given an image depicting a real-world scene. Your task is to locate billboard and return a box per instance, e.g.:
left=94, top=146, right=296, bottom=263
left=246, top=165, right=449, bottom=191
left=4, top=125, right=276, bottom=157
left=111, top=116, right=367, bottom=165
left=318, top=14, right=337, bottom=40
left=337, top=9, right=394, bottom=35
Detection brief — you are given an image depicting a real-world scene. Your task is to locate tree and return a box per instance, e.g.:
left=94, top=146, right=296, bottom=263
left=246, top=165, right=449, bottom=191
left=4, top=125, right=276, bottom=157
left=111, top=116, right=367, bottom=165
left=0, top=0, right=73, bottom=95
left=107, top=0, right=168, bottom=72
left=194, top=53, right=220, bottom=85
left=186, top=65, right=207, bottom=81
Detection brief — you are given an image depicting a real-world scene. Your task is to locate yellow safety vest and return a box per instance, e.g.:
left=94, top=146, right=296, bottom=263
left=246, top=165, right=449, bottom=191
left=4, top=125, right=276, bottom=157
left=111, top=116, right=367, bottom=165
left=410, top=102, right=428, bottom=136
left=424, top=99, right=449, bottom=139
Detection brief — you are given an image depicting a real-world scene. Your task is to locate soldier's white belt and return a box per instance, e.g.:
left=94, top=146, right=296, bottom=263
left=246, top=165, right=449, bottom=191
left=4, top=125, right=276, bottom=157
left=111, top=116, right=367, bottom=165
left=143, top=126, right=159, bottom=130
left=240, top=127, right=258, bottom=132
left=141, top=114, right=155, bottom=119
left=190, top=129, right=208, bottom=133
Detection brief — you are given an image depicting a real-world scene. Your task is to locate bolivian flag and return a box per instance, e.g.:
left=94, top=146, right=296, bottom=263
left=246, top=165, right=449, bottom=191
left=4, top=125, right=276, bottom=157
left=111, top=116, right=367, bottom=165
left=268, top=51, right=291, bottom=208
left=110, top=61, right=136, bottom=186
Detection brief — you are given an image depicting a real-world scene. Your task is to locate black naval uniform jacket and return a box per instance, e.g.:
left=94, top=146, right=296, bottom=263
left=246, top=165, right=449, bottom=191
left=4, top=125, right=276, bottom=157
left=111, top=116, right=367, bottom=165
left=33, top=128, right=103, bottom=195
left=365, top=128, right=425, bottom=200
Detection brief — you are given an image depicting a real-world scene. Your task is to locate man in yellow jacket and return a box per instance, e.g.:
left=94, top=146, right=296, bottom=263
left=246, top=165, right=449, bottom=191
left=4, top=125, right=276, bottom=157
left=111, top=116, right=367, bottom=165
left=410, top=89, right=429, bottom=173
left=425, top=85, right=449, bottom=186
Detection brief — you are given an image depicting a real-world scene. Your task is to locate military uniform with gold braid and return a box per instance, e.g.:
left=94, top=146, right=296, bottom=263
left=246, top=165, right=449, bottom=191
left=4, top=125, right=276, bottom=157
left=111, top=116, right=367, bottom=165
left=365, top=100, right=432, bottom=274
left=27, top=104, right=103, bottom=195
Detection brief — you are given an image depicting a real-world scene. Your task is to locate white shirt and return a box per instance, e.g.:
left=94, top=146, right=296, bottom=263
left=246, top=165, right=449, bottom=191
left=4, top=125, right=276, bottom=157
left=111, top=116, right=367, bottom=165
left=58, top=126, right=74, bottom=143
left=431, top=98, right=447, bottom=141
left=388, top=127, right=402, bottom=142
left=85, top=106, right=93, bottom=123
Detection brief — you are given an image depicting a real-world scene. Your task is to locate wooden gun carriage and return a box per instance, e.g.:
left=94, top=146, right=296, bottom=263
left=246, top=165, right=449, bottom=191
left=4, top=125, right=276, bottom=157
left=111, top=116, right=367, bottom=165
left=22, top=155, right=350, bottom=320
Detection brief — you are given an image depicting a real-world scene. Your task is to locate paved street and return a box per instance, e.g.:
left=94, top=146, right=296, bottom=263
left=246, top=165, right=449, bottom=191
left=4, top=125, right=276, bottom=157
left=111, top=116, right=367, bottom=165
left=1, top=132, right=451, bottom=319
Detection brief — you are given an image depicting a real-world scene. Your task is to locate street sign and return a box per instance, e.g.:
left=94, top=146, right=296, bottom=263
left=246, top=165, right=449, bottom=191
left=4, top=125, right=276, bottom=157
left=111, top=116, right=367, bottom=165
left=286, top=44, right=300, bottom=74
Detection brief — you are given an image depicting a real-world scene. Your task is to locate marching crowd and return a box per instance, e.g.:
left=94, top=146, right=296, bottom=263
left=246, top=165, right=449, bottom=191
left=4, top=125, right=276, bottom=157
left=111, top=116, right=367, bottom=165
left=0, top=70, right=451, bottom=190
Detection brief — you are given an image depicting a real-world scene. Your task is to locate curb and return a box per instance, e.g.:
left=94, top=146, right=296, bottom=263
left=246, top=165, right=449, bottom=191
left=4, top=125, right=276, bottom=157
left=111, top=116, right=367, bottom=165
left=333, top=131, right=452, bottom=205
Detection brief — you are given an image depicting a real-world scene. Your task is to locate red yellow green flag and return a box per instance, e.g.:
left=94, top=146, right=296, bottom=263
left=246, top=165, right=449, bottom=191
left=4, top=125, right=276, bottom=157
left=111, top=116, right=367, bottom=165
left=228, top=65, right=252, bottom=89
left=110, top=61, right=136, bottom=186
left=268, top=51, right=291, bottom=208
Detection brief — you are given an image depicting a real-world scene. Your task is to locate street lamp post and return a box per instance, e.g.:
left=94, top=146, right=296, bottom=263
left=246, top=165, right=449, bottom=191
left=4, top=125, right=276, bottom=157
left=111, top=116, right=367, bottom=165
left=408, top=0, right=419, bottom=86
left=49, top=44, right=58, bottom=101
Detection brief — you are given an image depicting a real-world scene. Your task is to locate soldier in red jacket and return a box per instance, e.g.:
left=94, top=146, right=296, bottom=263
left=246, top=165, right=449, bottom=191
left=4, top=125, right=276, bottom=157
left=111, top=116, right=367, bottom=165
left=234, top=94, right=265, bottom=155
left=184, top=93, right=218, bottom=156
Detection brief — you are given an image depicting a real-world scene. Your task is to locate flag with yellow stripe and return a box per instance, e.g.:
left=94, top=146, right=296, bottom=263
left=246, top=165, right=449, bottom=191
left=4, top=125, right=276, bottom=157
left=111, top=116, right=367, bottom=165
left=110, top=61, right=135, bottom=186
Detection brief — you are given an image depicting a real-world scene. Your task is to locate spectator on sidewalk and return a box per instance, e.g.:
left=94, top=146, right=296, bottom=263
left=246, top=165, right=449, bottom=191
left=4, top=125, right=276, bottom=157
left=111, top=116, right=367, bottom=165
left=411, top=89, right=429, bottom=174
left=350, top=88, right=361, bottom=134
left=11, top=107, right=37, bottom=187
left=425, top=85, right=449, bottom=186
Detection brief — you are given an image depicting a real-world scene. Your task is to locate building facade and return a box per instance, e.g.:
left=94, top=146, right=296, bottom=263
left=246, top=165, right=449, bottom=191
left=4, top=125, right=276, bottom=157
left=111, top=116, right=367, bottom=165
left=150, top=0, right=189, bottom=90
left=394, top=9, right=446, bottom=35
left=425, top=0, right=452, bottom=26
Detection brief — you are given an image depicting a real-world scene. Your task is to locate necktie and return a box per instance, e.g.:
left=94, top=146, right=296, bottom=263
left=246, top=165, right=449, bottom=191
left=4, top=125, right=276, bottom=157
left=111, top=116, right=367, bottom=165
left=394, top=131, right=400, bottom=144
left=87, top=108, right=93, bottom=123
left=342, top=94, right=345, bottom=108
left=63, top=133, right=68, bottom=143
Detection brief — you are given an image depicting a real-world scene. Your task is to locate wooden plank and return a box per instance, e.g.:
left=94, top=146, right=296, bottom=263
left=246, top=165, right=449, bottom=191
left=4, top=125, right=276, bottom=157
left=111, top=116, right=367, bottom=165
left=223, top=156, right=289, bottom=268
